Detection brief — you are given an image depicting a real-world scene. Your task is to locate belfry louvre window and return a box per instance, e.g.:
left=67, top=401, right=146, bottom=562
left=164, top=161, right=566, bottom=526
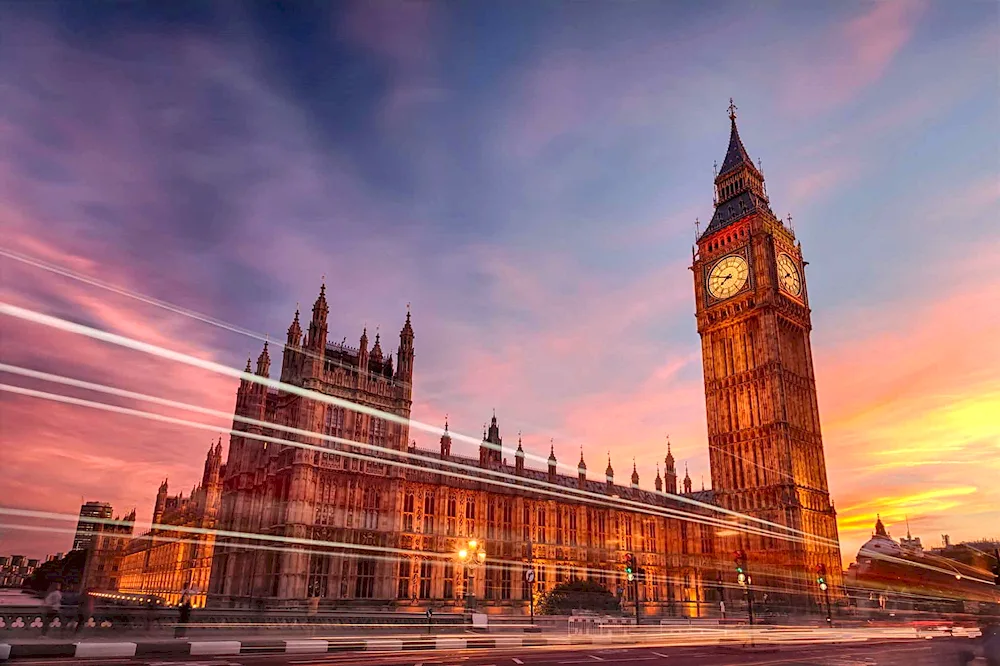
left=355, top=559, right=376, bottom=598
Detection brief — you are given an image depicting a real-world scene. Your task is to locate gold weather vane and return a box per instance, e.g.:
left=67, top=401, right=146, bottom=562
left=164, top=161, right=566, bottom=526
left=728, top=98, right=738, bottom=121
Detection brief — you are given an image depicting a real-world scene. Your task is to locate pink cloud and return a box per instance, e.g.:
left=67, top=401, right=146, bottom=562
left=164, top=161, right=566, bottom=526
left=1, top=235, right=238, bottom=557
left=784, top=160, right=856, bottom=212
left=779, top=0, right=927, bottom=116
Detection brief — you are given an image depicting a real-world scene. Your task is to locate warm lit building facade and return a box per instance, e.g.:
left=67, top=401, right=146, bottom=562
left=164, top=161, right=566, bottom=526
left=118, top=442, right=223, bottom=608
left=691, top=101, right=843, bottom=607
left=80, top=508, right=135, bottom=593
left=206, top=105, right=844, bottom=615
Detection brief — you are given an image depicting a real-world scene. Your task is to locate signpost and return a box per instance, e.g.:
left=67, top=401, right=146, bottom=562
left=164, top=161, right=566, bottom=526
left=525, top=567, right=535, bottom=624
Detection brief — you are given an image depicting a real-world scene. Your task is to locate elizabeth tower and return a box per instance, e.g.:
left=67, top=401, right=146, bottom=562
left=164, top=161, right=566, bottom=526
left=692, top=101, right=842, bottom=604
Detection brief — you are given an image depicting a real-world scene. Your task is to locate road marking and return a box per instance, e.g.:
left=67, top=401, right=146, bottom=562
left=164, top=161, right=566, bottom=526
left=651, top=653, right=669, bottom=658
left=590, top=657, right=605, bottom=662
left=513, top=660, right=524, bottom=664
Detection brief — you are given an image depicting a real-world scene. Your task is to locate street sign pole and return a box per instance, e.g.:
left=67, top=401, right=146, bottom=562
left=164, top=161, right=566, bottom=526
left=526, top=568, right=535, bottom=625
left=526, top=542, right=535, bottom=626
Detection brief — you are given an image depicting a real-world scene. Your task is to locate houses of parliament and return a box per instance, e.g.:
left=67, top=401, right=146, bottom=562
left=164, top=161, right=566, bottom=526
left=122, top=103, right=844, bottom=616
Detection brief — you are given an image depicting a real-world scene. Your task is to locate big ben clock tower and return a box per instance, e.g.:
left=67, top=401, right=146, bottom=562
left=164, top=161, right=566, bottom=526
left=692, top=101, right=842, bottom=605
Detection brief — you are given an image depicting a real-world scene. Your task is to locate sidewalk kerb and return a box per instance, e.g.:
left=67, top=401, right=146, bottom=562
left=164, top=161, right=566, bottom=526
left=284, top=639, right=329, bottom=653
left=74, top=643, right=137, bottom=659
left=190, top=641, right=242, bottom=656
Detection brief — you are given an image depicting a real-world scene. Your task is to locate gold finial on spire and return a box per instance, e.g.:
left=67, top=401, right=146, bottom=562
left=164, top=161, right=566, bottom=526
left=728, top=97, right=738, bottom=122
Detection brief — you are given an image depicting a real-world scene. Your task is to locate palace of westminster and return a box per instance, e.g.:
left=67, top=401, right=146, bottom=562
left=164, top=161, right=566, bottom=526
left=103, top=103, right=844, bottom=615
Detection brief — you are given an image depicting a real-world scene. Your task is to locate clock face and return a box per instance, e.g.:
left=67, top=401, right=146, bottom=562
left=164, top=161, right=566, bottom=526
left=707, top=254, right=750, bottom=300
left=776, top=253, right=801, bottom=296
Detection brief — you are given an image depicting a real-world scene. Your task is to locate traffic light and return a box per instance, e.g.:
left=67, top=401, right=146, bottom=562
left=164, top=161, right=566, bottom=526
left=993, top=550, right=1000, bottom=586
left=624, top=553, right=634, bottom=578
left=734, top=550, right=747, bottom=585
left=815, top=563, right=828, bottom=591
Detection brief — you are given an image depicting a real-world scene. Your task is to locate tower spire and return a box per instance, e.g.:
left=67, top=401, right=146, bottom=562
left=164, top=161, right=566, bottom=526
left=701, top=99, right=770, bottom=240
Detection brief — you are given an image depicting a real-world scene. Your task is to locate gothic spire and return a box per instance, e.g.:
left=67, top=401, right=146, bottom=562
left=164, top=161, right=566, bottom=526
left=307, top=280, right=329, bottom=350
left=702, top=99, right=772, bottom=240
left=256, top=340, right=271, bottom=377
left=718, top=98, right=759, bottom=179
left=287, top=306, right=302, bottom=345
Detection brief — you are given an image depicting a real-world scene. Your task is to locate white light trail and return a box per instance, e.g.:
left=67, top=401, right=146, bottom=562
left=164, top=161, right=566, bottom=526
left=0, top=301, right=834, bottom=546
left=0, top=362, right=826, bottom=546
left=0, top=382, right=807, bottom=546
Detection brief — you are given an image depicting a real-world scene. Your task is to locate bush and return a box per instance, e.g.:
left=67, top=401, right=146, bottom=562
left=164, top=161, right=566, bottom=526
left=537, top=579, right=620, bottom=615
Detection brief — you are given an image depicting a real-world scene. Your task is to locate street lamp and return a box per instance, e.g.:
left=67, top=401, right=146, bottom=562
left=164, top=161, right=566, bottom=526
left=457, top=539, right=487, bottom=609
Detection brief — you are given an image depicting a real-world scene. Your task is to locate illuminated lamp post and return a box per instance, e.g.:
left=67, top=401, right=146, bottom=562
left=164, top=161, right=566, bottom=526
left=457, top=539, right=487, bottom=609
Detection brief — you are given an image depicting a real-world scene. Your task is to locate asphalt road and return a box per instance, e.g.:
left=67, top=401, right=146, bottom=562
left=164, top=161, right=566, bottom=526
left=5, top=639, right=976, bottom=666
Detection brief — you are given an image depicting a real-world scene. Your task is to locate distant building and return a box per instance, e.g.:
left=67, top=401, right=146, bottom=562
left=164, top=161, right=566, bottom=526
left=73, top=502, right=113, bottom=551
left=0, top=555, right=38, bottom=588
left=80, top=508, right=135, bottom=593
left=118, top=442, right=224, bottom=608
left=844, top=517, right=1000, bottom=612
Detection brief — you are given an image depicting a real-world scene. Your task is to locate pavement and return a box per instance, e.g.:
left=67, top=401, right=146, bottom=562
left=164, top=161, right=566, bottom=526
left=0, top=637, right=976, bottom=666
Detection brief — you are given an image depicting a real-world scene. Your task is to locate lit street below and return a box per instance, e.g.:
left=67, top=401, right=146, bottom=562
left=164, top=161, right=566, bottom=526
left=1, top=638, right=971, bottom=666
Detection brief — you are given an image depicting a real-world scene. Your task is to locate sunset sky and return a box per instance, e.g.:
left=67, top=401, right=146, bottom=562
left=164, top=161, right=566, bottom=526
left=1, top=1, right=998, bottom=565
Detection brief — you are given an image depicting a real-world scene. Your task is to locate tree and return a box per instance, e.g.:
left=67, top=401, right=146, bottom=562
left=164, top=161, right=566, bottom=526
left=24, top=550, right=87, bottom=594
left=537, top=580, right=620, bottom=615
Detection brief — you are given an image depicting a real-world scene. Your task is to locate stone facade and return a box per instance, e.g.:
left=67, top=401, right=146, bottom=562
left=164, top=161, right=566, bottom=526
left=80, top=509, right=135, bottom=593
left=691, top=101, right=843, bottom=606
left=118, top=442, right=224, bottom=608
left=206, top=107, right=844, bottom=614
